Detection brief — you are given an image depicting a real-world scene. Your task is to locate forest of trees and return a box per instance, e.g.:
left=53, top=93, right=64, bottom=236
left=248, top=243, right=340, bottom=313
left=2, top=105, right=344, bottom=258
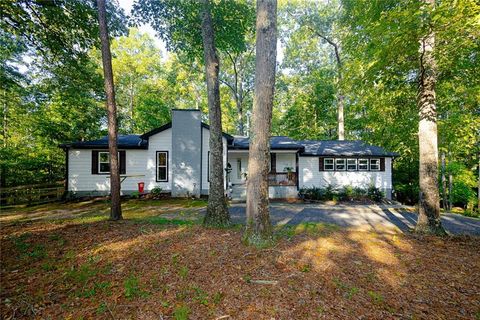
left=1, top=0, right=479, bottom=215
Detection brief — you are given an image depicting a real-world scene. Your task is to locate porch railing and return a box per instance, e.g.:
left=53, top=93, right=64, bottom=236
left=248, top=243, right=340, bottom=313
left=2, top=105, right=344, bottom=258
left=268, top=172, right=297, bottom=186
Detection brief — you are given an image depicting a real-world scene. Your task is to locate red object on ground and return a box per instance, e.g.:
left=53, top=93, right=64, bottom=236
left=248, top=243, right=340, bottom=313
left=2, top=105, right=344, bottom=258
left=137, top=182, right=145, bottom=193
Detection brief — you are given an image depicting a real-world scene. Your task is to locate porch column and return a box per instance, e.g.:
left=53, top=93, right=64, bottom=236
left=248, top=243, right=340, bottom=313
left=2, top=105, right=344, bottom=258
left=295, top=152, right=299, bottom=189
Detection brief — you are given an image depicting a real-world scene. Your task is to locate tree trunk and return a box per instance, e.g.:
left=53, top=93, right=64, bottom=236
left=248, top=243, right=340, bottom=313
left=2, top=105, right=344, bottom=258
left=233, top=56, right=245, bottom=136
left=1, top=89, right=7, bottom=188
left=200, top=0, right=229, bottom=226
left=245, top=0, right=277, bottom=245
left=97, top=0, right=122, bottom=220
left=334, top=45, right=344, bottom=141
left=441, top=152, right=447, bottom=210
left=310, top=30, right=344, bottom=140
left=236, top=81, right=245, bottom=136
left=415, top=0, right=444, bottom=235
left=448, top=173, right=453, bottom=211
left=130, top=78, right=135, bottom=132
left=337, top=92, right=345, bottom=140
left=478, top=153, right=479, bottom=213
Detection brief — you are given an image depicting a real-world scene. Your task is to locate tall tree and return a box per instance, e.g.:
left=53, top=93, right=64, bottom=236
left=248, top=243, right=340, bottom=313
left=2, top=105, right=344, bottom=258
left=415, top=0, right=445, bottom=234
left=97, top=0, right=122, bottom=220
left=245, top=0, right=277, bottom=245
left=283, top=0, right=345, bottom=140
left=219, top=36, right=255, bottom=136
left=200, top=0, right=229, bottom=226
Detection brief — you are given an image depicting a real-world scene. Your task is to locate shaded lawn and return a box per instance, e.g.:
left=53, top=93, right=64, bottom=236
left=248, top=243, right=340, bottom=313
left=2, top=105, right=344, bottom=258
left=1, top=200, right=479, bottom=319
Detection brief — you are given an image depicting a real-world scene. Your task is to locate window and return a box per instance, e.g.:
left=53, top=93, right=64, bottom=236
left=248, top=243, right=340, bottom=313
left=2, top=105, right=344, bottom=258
left=358, top=159, right=369, bottom=171
left=156, top=151, right=168, bottom=181
left=347, top=159, right=357, bottom=171
left=335, top=158, right=346, bottom=171
left=237, top=159, right=242, bottom=179
left=370, top=158, right=380, bottom=171
left=324, top=158, right=334, bottom=171
left=99, top=152, right=110, bottom=173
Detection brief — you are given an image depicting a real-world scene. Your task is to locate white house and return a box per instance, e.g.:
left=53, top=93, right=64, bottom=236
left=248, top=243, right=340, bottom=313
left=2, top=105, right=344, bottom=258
left=60, top=109, right=397, bottom=200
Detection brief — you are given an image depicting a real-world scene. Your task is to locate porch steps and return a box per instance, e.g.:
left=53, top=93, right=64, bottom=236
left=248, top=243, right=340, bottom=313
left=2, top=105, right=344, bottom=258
left=230, top=184, right=246, bottom=201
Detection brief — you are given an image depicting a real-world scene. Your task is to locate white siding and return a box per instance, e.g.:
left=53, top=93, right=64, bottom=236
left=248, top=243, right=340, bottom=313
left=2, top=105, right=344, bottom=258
left=68, top=128, right=173, bottom=193
left=298, top=156, right=392, bottom=191
left=146, top=128, right=172, bottom=191
left=201, top=127, right=228, bottom=192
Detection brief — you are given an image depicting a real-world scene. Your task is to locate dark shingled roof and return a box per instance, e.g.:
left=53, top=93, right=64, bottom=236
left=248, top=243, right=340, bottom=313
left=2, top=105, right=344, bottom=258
left=140, top=122, right=234, bottom=143
left=231, top=136, right=304, bottom=150
left=299, top=140, right=398, bottom=157
left=60, top=122, right=234, bottom=149
left=59, top=135, right=148, bottom=149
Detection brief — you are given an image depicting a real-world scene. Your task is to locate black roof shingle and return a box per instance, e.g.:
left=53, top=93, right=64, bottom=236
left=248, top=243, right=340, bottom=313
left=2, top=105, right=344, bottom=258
left=60, top=130, right=398, bottom=157
left=299, top=140, right=398, bottom=157
left=59, top=135, right=148, bottom=149
left=231, top=136, right=304, bottom=150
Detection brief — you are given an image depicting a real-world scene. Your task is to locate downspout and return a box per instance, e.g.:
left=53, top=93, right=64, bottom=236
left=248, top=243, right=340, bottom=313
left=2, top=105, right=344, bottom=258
left=199, top=126, right=203, bottom=197
left=64, top=147, right=69, bottom=199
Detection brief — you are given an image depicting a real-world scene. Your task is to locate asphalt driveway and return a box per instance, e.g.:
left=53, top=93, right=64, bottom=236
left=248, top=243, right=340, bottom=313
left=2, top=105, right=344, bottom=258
left=228, top=203, right=480, bottom=236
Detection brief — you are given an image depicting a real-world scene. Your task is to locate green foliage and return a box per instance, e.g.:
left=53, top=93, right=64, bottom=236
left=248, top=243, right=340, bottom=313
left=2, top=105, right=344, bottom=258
left=133, top=0, right=255, bottom=58
left=367, top=185, right=384, bottom=202
left=178, top=266, right=189, bottom=279
left=150, top=186, right=163, bottom=196
left=124, top=274, right=148, bottom=299
left=447, top=162, right=477, bottom=209
left=299, top=185, right=384, bottom=202
left=368, top=290, right=384, bottom=304
left=173, top=304, right=190, bottom=320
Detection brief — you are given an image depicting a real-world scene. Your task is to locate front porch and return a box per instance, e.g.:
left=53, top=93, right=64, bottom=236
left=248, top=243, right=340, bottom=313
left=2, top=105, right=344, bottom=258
left=227, top=150, right=299, bottom=200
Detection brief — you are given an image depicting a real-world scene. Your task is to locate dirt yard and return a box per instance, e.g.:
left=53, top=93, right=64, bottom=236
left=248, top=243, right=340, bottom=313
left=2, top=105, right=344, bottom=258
left=1, top=199, right=479, bottom=319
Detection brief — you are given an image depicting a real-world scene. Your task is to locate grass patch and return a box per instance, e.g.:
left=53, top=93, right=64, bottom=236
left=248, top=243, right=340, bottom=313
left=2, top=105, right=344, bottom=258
left=173, top=304, right=190, bottom=320
left=124, top=274, right=149, bottom=299
left=178, top=266, right=189, bottom=279
left=11, top=233, right=47, bottom=260
left=368, top=290, right=384, bottom=304
left=276, top=222, right=340, bottom=240
left=136, top=216, right=196, bottom=226
left=333, top=278, right=359, bottom=299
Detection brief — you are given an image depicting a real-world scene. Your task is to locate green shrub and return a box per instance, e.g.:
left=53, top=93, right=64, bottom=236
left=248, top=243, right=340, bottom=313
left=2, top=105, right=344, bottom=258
left=324, top=184, right=336, bottom=200
left=151, top=186, right=163, bottom=195
left=130, top=191, right=141, bottom=199
left=339, top=185, right=354, bottom=201
left=367, top=185, right=384, bottom=202
left=299, top=185, right=384, bottom=202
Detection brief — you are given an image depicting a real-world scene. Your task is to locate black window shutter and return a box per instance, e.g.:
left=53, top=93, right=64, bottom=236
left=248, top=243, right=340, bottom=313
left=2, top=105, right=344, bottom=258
left=92, top=150, right=99, bottom=174
left=319, top=157, right=324, bottom=171
left=380, top=158, right=385, bottom=171
left=119, top=150, right=126, bottom=174
left=270, top=153, right=276, bottom=173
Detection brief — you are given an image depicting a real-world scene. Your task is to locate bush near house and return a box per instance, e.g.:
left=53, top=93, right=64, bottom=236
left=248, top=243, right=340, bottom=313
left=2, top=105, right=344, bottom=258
left=299, top=185, right=385, bottom=202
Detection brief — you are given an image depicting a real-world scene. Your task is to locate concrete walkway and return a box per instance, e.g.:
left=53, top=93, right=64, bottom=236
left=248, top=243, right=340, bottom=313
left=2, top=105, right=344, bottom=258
left=228, top=203, right=480, bottom=236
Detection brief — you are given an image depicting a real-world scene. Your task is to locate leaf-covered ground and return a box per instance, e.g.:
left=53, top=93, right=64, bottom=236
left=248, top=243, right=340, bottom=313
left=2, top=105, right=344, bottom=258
left=1, top=199, right=479, bottom=319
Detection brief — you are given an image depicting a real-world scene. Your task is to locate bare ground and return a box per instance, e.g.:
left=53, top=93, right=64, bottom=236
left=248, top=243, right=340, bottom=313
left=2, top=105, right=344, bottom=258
left=1, top=199, right=479, bottom=319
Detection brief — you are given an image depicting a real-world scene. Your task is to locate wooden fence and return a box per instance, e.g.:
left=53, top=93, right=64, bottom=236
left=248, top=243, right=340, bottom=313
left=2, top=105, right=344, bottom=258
left=0, top=182, right=65, bottom=206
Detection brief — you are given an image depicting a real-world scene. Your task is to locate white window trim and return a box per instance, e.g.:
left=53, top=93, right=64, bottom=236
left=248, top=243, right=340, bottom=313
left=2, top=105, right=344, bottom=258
left=98, top=151, right=110, bottom=174
left=347, top=158, right=357, bottom=171
left=324, top=158, right=334, bottom=171
left=156, top=151, right=168, bottom=182
left=370, top=158, right=380, bottom=171
left=358, top=159, right=369, bottom=171
left=335, top=158, right=346, bottom=171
